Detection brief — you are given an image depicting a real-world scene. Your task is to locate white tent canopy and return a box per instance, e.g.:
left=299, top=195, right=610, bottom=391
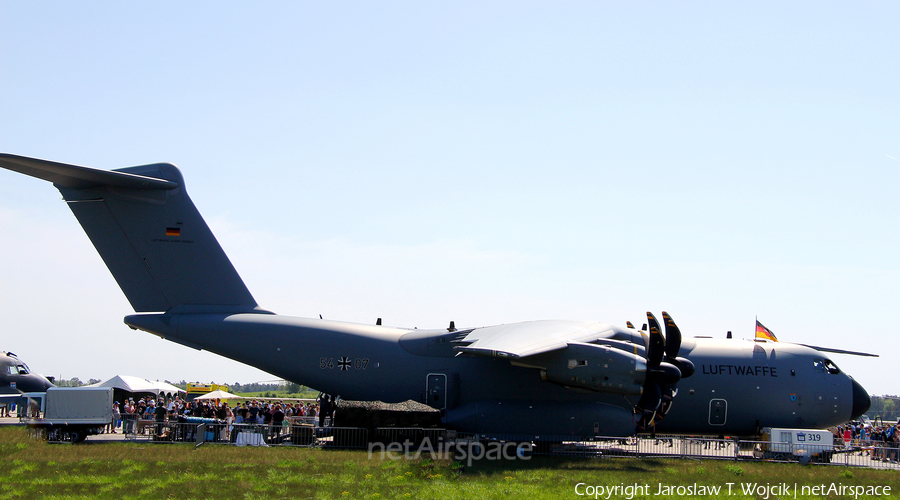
left=87, top=375, right=185, bottom=396
left=193, top=389, right=239, bottom=400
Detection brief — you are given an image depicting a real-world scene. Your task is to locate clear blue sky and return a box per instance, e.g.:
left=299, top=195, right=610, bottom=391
left=1, top=2, right=898, bottom=395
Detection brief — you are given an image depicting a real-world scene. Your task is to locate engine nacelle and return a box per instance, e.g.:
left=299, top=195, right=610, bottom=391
left=539, top=343, right=646, bottom=395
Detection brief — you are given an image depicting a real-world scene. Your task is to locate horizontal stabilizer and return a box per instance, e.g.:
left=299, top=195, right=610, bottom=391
left=0, top=154, right=177, bottom=191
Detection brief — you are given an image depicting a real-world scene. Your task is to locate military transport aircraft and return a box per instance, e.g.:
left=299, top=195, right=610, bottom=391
left=1, top=351, right=55, bottom=395
left=0, top=153, right=872, bottom=438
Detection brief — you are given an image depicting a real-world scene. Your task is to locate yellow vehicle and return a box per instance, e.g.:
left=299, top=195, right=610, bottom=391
left=186, top=383, right=229, bottom=399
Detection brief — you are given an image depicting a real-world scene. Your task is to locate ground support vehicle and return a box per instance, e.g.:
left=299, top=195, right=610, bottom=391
left=21, top=387, right=114, bottom=443
left=753, top=427, right=834, bottom=463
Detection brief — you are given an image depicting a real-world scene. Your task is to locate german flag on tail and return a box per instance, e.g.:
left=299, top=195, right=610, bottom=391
left=755, top=320, right=778, bottom=342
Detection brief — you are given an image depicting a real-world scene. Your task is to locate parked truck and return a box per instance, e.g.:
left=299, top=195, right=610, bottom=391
left=20, top=387, right=114, bottom=443
left=753, top=427, right=835, bottom=463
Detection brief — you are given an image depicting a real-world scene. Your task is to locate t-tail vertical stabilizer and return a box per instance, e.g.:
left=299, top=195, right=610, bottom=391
left=0, top=154, right=263, bottom=315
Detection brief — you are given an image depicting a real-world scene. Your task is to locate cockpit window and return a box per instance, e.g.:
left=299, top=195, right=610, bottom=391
left=813, top=359, right=840, bottom=375
left=17, top=364, right=29, bottom=375
left=6, top=366, right=15, bottom=376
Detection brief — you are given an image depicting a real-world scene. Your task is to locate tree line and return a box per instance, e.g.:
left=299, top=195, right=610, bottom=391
left=867, top=395, right=900, bottom=423
left=53, top=377, right=102, bottom=387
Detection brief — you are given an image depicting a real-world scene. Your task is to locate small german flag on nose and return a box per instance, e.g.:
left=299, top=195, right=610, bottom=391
left=166, top=227, right=181, bottom=237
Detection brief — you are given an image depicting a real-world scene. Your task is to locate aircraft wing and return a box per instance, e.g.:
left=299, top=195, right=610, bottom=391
left=798, top=344, right=879, bottom=357
left=453, top=320, right=618, bottom=358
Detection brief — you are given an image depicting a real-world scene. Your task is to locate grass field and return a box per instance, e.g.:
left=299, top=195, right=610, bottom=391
left=231, top=390, right=320, bottom=400
left=1, top=427, right=898, bottom=499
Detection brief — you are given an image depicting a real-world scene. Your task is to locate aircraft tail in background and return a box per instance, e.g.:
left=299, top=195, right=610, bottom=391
left=0, top=154, right=262, bottom=314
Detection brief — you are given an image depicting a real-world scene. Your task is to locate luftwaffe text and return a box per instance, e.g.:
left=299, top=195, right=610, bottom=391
left=701, top=364, right=777, bottom=377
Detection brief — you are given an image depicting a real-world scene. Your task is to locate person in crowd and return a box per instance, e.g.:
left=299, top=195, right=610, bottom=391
left=234, top=403, right=244, bottom=425
left=105, top=402, right=119, bottom=434
left=858, top=425, right=870, bottom=456
left=281, top=409, right=292, bottom=437
left=154, top=398, right=167, bottom=436
left=262, top=403, right=273, bottom=429
left=319, top=395, right=331, bottom=428
left=216, top=402, right=227, bottom=421
left=272, top=404, right=285, bottom=437
left=248, top=401, right=260, bottom=424
left=225, top=404, right=235, bottom=441
left=122, top=400, right=135, bottom=434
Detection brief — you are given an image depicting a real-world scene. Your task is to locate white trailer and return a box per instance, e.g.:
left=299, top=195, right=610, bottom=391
left=22, top=387, right=114, bottom=443
left=754, top=427, right=835, bottom=463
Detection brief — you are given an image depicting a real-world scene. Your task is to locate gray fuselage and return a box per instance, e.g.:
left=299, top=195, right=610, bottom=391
left=125, top=313, right=867, bottom=438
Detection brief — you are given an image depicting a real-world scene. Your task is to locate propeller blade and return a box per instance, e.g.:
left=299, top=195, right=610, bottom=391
left=634, top=312, right=695, bottom=429
left=662, top=311, right=682, bottom=359
left=645, top=312, right=665, bottom=368
left=650, top=389, right=677, bottom=423
left=661, top=311, right=695, bottom=379
left=646, top=311, right=661, bottom=332
left=634, top=380, right=662, bottom=413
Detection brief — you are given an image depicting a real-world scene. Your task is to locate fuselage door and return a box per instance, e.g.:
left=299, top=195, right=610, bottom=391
left=426, top=373, right=447, bottom=410
left=709, top=398, right=727, bottom=426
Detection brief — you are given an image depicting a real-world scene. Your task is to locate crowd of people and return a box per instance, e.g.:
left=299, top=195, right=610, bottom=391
left=111, top=393, right=337, bottom=439
left=834, top=420, right=900, bottom=462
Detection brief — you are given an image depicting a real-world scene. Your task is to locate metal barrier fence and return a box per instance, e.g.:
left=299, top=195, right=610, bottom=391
left=122, top=421, right=370, bottom=448
left=446, top=433, right=900, bottom=470
left=112, top=422, right=900, bottom=470
left=371, top=427, right=448, bottom=447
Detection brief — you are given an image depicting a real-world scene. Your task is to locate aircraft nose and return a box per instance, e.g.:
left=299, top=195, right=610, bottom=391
left=850, top=377, right=870, bottom=420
